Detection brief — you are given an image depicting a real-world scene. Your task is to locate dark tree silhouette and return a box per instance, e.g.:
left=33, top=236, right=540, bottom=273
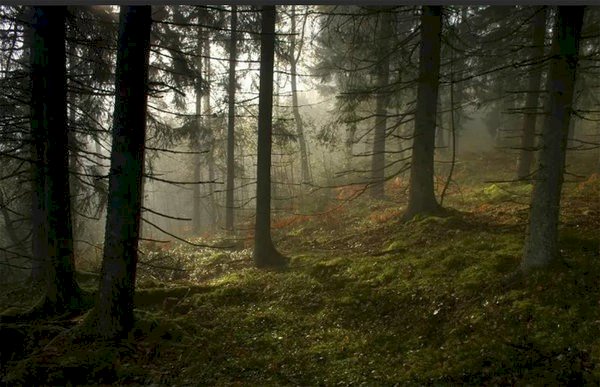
left=29, top=6, right=83, bottom=314
left=253, top=5, right=287, bottom=269
left=370, top=8, right=393, bottom=200
left=225, top=5, right=238, bottom=232
left=522, top=6, right=585, bottom=270
left=404, top=6, right=443, bottom=219
left=91, top=5, right=152, bottom=339
left=192, top=9, right=204, bottom=234
left=288, top=5, right=311, bottom=187
left=202, top=21, right=216, bottom=232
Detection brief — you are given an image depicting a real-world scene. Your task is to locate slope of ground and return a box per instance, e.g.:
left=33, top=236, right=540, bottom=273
left=1, top=152, right=599, bottom=385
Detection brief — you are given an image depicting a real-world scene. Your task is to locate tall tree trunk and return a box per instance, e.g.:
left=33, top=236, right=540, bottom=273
left=516, top=7, right=548, bottom=181
left=272, top=59, right=280, bottom=211
left=67, top=29, right=82, bottom=256
left=91, top=6, right=151, bottom=339
left=370, top=9, right=392, bottom=200
left=225, top=5, right=238, bottom=232
left=404, top=6, right=443, bottom=219
left=11, top=14, right=40, bottom=281
left=522, top=6, right=584, bottom=270
left=30, top=6, right=82, bottom=312
left=30, top=138, right=47, bottom=283
left=23, top=7, right=44, bottom=284
left=253, top=5, right=287, bottom=269
left=192, top=16, right=203, bottom=234
left=289, top=6, right=311, bottom=187
left=203, top=30, right=216, bottom=231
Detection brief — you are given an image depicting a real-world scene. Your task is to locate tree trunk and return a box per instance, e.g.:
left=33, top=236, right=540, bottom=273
left=16, top=14, right=43, bottom=282
left=370, top=9, right=392, bottom=200
left=272, top=62, right=283, bottom=212
left=192, top=15, right=203, bottom=234
left=92, top=6, right=151, bottom=339
left=253, top=5, right=287, bottom=269
left=203, top=30, right=216, bottom=231
left=30, top=140, right=47, bottom=284
left=67, top=31, right=83, bottom=256
left=24, top=7, right=43, bottom=284
left=289, top=6, right=311, bottom=187
left=30, top=6, right=82, bottom=312
left=404, top=6, right=443, bottom=219
left=516, top=7, right=548, bottom=181
left=225, top=5, right=238, bottom=232
left=522, top=6, right=584, bottom=270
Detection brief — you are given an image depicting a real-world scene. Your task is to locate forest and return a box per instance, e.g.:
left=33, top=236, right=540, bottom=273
left=0, top=4, right=598, bottom=385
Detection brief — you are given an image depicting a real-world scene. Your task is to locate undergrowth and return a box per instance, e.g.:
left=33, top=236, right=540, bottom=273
left=1, top=153, right=599, bottom=386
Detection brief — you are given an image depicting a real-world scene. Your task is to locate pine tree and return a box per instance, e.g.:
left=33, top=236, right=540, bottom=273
left=404, top=5, right=443, bottom=219
left=29, top=5, right=84, bottom=314
left=522, top=6, right=585, bottom=270
left=253, top=5, right=288, bottom=269
left=90, top=5, right=152, bottom=338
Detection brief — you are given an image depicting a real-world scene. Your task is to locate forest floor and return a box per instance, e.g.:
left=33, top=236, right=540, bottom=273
left=1, top=151, right=599, bottom=386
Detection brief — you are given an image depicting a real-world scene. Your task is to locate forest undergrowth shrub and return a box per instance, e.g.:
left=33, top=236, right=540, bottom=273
left=137, top=240, right=253, bottom=284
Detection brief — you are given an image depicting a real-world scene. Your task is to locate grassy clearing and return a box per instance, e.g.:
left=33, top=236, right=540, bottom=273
left=1, top=155, right=599, bottom=385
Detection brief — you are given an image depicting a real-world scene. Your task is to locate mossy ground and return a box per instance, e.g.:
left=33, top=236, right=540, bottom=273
left=1, top=152, right=599, bottom=385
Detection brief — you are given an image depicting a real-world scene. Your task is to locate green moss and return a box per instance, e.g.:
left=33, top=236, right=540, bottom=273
left=3, top=165, right=598, bottom=385
left=482, top=182, right=533, bottom=202
left=384, top=239, right=406, bottom=252
left=134, top=285, right=211, bottom=307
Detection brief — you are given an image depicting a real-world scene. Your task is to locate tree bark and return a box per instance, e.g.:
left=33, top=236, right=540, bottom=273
left=67, top=28, right=83, bottom=255
left=253, top=5, right=287, bottom=269
left=516, top=7, right=548, bottom=181
left=289, top=6, right=311, bottom=187
left=404, top=6, right=443, bottom=219
left=370, top=9, right=392, bottom=200
left=203, top=29, right=216, bottom=231
left=92, top=6, right=151, bottom=339
left=29, top=6, right=82, bottom=312
left=225, top=5, right=238, bottom=232
left=18, top=14, right=44, bottom=282
left=522, top=6, right=584, bottom=270
left=192, top=13, right=203, bottom=234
